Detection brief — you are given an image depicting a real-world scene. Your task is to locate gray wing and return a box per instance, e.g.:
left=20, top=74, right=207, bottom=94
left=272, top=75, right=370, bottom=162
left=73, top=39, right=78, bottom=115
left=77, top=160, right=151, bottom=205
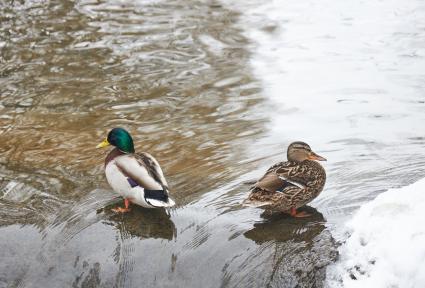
left=135, top=152, right=169, bottom=191
left=115, top=155, right=162, bottom=190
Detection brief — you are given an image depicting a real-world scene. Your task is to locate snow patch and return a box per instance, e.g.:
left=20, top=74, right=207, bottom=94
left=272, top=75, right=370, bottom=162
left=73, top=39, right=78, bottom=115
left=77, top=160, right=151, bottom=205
left=327, top=178, right=425, bottom=288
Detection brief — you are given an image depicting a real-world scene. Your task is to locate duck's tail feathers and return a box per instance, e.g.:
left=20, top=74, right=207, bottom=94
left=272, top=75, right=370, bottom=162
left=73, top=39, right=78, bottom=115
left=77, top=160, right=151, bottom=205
left=144, top=189, right=175, bottom=208
left=242, top=199, right=273, bottom=207
left=146, top=197, right=175, bottom=208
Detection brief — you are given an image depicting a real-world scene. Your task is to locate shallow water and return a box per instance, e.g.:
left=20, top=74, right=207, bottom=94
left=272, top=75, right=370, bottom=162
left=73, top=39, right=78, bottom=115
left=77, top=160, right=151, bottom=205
left=0, top=0, right=424, bottom=287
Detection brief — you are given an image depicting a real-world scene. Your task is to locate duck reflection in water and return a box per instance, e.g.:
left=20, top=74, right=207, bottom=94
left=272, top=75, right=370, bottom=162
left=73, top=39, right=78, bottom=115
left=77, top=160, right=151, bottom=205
left=244, top=206, right=326, bottom=244
left=233, top=207, right=336, bottom=288
left=104, top=206, right=176, bottom=241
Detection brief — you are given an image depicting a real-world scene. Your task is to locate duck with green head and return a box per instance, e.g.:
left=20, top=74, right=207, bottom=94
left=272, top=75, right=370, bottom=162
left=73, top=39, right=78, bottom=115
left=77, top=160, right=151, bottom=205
left=97, top=128, right=175, bottom=212
left=244, top=141, right=326, bottom=217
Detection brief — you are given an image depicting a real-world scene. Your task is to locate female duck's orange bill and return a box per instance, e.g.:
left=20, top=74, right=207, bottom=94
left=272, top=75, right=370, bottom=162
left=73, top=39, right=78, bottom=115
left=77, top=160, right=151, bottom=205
left=307, top=151, right=326, bottom=161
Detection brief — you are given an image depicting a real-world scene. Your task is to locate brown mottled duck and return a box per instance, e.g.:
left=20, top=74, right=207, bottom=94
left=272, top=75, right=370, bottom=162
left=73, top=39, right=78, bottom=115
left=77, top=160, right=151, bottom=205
left=244, top=141, right=326, bottom=217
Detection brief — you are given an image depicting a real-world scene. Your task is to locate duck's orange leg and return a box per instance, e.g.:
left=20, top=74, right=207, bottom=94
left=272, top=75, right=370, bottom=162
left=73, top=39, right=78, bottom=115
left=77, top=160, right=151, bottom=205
left=112, top=198, right=131, bottom=213
left=290, top=207, right=311, bottom=218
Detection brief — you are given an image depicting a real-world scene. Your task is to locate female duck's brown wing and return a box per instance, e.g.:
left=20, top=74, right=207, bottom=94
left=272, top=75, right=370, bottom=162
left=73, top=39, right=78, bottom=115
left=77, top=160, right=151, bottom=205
left=134, top=152, right=169, bottom=191
left=252, top=161, right=299, bottom=192
left=252, top=173, right=291, bottom=193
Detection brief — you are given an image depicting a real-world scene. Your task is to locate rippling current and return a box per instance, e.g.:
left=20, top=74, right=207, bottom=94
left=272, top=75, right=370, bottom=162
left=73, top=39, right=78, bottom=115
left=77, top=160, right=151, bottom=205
left=0, top=0, right=424, bottom=287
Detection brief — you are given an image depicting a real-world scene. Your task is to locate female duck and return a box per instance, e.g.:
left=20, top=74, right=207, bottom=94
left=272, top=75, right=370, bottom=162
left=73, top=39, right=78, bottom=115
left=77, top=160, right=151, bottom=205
left=97, top=128, right=175, bottom=212
left=244, top=141, right=326, bottom=217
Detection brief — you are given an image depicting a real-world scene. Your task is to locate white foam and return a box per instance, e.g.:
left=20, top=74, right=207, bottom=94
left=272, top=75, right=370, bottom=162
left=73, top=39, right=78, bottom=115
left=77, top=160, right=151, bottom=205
left=326, top=178, right=425, bottom=288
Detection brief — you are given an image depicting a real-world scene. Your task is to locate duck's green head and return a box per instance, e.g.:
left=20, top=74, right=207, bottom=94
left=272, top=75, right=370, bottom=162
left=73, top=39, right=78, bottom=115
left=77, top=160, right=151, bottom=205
left=96, top=127, right=135, bottom=153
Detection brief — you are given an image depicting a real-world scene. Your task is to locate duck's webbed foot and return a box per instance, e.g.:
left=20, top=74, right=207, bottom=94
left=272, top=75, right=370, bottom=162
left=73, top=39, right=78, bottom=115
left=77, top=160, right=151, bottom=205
left=290, top=207, right=311, bottom=218
left=112, top=207, right=131, bottom=213
left=112, top=198, right=131, bottom=213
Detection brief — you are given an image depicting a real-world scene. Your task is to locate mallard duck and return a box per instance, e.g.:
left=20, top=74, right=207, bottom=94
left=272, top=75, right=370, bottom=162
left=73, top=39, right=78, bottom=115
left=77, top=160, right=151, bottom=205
left=244, top=141, right=326, bottom=217
left=96, top=127, right=175, bottom=212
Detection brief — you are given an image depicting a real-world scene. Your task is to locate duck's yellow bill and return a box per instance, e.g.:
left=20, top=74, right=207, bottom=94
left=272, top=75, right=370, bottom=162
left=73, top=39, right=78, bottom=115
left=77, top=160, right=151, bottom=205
left=96, top=138, right=110, bottom=148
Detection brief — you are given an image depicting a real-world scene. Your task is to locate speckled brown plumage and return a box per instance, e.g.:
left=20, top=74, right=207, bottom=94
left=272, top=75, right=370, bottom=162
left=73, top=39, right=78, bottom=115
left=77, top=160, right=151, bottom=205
left=246, top=157, right=326, bottom=212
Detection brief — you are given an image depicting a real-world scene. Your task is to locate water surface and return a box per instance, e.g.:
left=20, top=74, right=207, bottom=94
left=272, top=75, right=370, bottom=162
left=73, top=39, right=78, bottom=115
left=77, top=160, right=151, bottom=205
left=0, top=0, right=335, bottom=287
left=3, top=0, right=425, bottom=287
